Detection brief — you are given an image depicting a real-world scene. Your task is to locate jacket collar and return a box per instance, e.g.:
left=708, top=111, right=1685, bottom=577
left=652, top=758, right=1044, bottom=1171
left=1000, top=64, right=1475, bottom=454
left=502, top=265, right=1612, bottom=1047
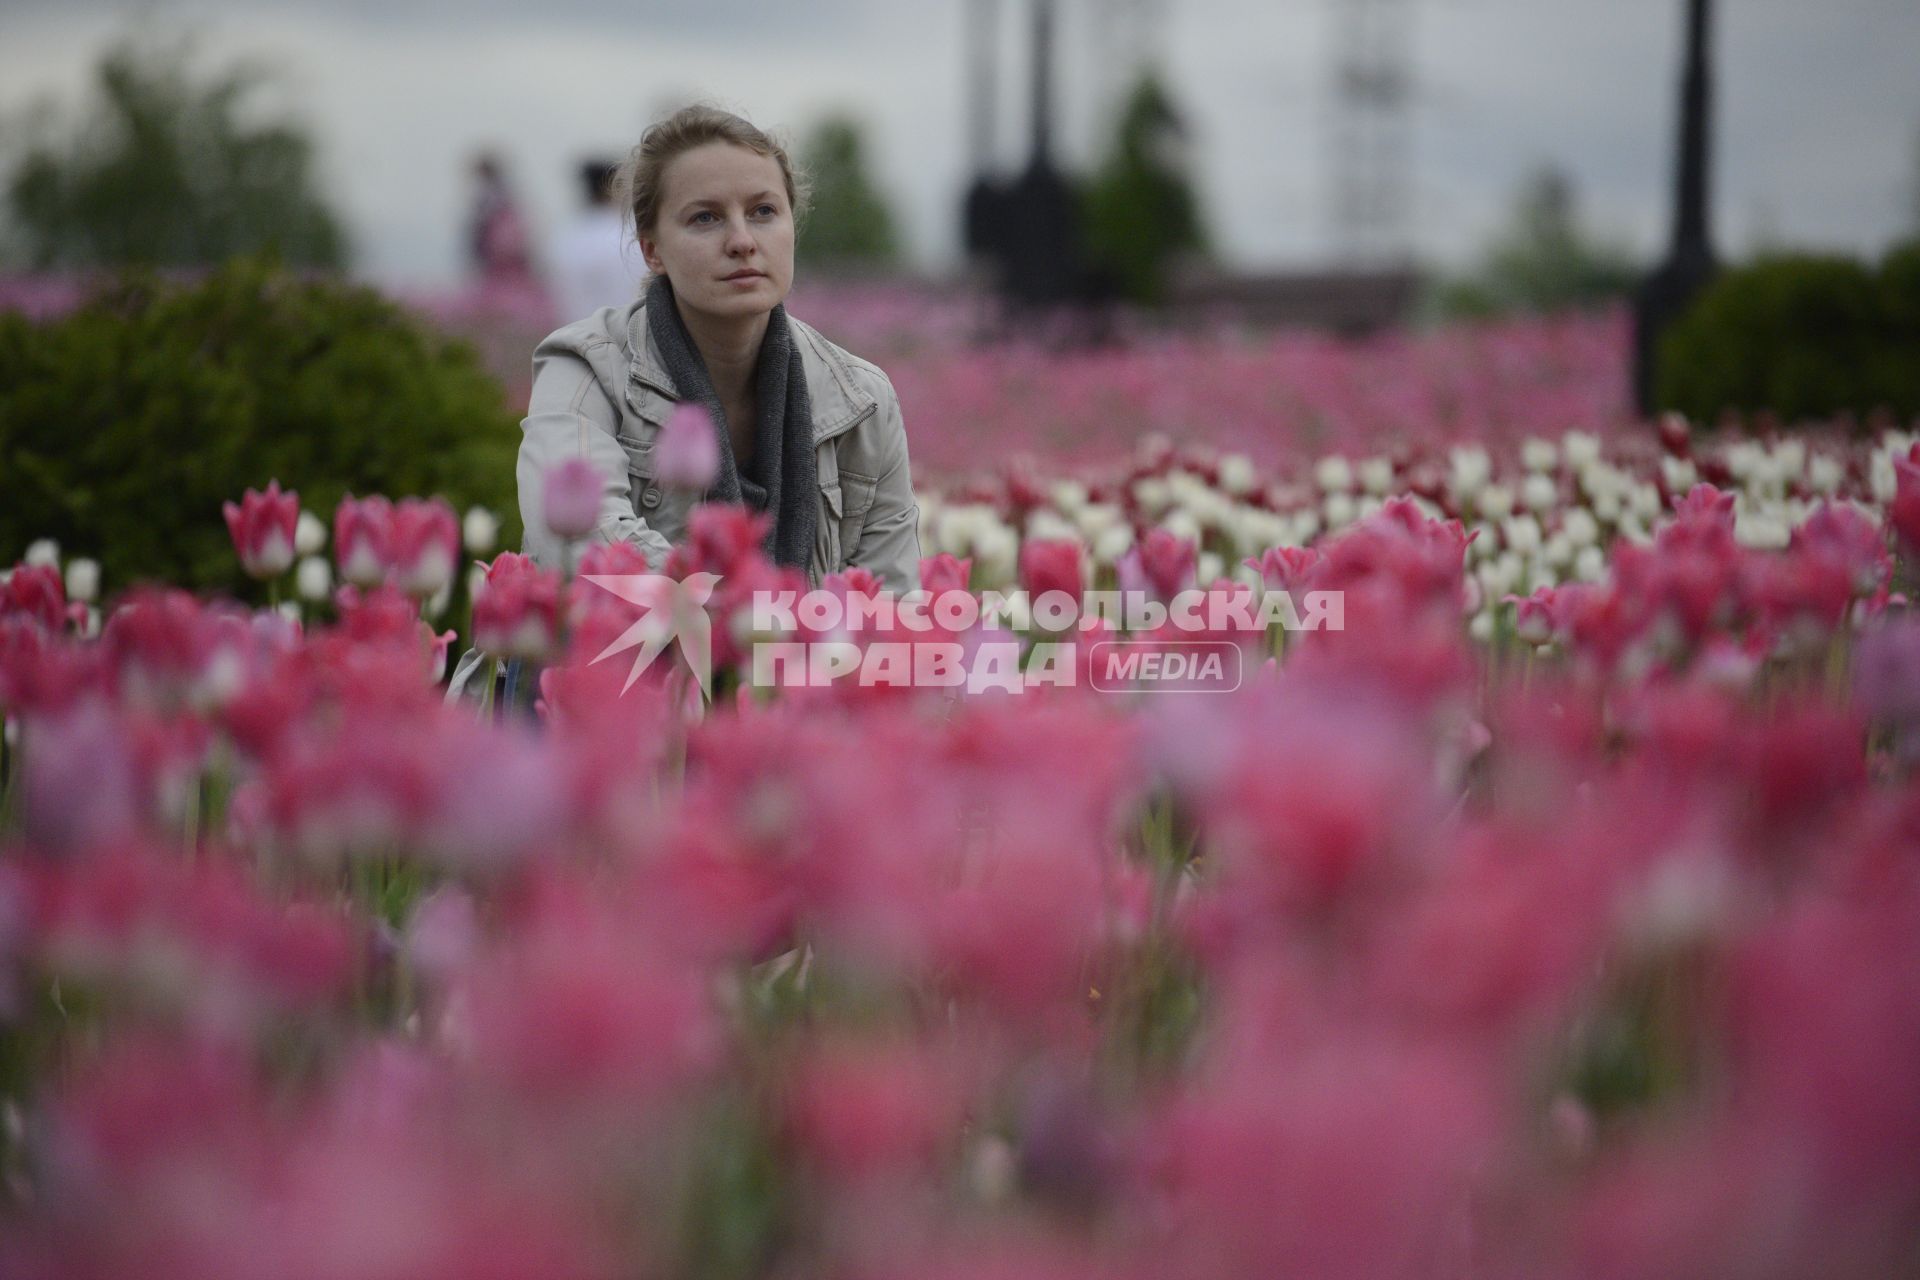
left=623, top=297, right=876, bottom=445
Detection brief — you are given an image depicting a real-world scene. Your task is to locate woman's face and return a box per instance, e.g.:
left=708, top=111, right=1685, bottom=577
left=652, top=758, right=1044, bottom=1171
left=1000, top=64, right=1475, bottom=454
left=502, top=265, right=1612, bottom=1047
left=639, top=142, right=795, bottom=324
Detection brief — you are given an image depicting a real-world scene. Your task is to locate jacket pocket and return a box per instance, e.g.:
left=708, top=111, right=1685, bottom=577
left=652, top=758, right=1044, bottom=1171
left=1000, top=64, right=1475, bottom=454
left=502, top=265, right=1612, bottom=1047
left=838, top=470, right=878, bottom=562
left=816, top=482, right=844, bottom=580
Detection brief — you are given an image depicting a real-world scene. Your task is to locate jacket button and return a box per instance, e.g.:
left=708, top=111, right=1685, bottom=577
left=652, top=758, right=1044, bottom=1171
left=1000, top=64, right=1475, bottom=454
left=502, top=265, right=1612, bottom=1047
left=640, top=486, right=662, bottom=509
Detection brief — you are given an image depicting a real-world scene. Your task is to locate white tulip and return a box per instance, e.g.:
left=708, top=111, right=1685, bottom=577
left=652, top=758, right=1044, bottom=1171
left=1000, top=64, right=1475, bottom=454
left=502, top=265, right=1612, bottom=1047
left=1092, top=522, right=1135, bottom=565
left=1808, top=454, right=1843, bottom=495
left=465, top=562, right=488, bottom=604
left=1475, top=557, right=1516, bottom=600
left=1629, top=484, right=1662, bottom=522
left=1871, top=452, right=1898, bottom=504
left=64, top=557, right=100, bottom=603
left=1049, top=479, right=1089, bottom=513
left=1561, top=431, right=1601, bottom=468
left=296, top=555, right=333, bottom=603
left=1543, top=532, right=1573, bottom=569
left=460, top=506, right=498, bottom=556
left=1075, top=502, right=1122, bottom=541
left=1592, top=488, right=1623, bottom=523
left=24, top=539, right=59, bottom=569
left=1290, top=509, right=1322, bottom=544
left=972, top=522, right=1019, bottom=585
left=1521, top=473, right=1558, bottom=513
left=1521, top=438, right=1559, bottom=473
left=1734, top=509, right=1790, bottom=550
left=1217, top=454, right=1257, bottom=496
left=1133, top=477, right=1173, bottom=516
left=1314, top=455, right=1355, bottom=494
left=1026, top=510, right=1079, bottom=543
left=295, top=510, right=329, bottom=556
left=1503, top=515, right=1543, bottom=557
left=1357, top=456, right=1395, bottom=495
left=1323, top=492, right=1357, bottom=529
left=1574, top=545, right=1607, bottom=582
left=1449, top=446, right=1492, bottom=497
left=1661, top=457, right=1698, bottom=493
left=1562, top=508, right=1599, bottom=548
left=1476, top=485, right=1514, bottom=520
left=1161, top=509, right=1204, bottom=546
left=1468, top=611, right=1494, bottom=643
left=276, top=600, right=303, bottom=626
left=1197, top=551, right=1224, bottom=584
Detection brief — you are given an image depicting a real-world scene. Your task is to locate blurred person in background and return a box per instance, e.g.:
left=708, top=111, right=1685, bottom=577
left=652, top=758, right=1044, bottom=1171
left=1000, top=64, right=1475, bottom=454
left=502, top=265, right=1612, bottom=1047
left=548, top=158, right=649, bottom=323
left=515, top=104, right=920, bottom=594
left=467, top=150, right=537, bottom=289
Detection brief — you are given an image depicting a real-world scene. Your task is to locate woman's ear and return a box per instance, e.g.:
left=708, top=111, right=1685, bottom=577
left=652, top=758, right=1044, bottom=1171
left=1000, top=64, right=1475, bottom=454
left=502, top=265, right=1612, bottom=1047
left=638, top=233, right=664, bottom=276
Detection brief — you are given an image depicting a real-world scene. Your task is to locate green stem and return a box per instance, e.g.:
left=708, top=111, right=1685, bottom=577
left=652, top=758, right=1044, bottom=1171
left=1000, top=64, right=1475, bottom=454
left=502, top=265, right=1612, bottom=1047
left=476, top=656, right=500, bottom=722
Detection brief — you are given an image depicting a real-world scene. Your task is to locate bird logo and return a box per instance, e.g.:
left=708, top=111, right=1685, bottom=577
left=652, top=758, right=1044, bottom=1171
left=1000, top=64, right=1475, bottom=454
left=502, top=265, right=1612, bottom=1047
left=580, top=572, right=722, bottom=697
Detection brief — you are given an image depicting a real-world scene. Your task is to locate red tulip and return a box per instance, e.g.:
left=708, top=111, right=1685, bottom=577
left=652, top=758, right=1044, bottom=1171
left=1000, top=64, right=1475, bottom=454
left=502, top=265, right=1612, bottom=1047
left=1, top=562, right=68, bottom=632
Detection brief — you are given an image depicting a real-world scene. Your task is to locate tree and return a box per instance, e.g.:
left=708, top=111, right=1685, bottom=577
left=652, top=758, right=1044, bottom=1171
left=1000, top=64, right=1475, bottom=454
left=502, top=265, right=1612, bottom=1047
left=1434, top=166, right=1639, bottom=319
left=796, top=115, right=900, bottom=271
left=3, top=37, right=347, bottom=271
left=1081, top=73, right=1207, bottom=306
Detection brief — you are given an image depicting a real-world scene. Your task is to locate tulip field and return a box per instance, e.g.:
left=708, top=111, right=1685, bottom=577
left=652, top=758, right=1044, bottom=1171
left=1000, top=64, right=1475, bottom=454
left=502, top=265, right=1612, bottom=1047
left=4, top=302, right=1920, bottom=1279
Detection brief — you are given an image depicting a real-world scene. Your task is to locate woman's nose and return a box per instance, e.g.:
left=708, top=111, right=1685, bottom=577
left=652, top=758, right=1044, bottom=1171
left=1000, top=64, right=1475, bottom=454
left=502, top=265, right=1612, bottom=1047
left=724, top=218, right=756, bottom=255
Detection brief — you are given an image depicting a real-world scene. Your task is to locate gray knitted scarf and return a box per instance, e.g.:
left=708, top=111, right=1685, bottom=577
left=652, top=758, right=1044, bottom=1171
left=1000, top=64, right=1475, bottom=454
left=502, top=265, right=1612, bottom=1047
left=645, top=274, right=817, bottom=571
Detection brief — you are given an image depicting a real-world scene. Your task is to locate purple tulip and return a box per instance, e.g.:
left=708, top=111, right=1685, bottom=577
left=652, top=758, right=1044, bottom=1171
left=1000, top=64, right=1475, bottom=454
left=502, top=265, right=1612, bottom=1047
left=541, top=458, right=602, bottom=541
left=655, top=402, right=720, bottom=493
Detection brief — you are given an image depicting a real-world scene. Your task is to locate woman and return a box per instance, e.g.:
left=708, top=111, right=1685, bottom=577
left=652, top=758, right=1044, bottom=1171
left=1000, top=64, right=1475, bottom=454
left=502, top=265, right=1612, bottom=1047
left=516, top=104, right=921, bottom=594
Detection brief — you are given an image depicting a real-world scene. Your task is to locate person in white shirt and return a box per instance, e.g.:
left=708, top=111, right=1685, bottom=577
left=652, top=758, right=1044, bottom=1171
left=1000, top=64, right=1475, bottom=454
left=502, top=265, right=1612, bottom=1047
left=548, top=159, right=649, bottom=322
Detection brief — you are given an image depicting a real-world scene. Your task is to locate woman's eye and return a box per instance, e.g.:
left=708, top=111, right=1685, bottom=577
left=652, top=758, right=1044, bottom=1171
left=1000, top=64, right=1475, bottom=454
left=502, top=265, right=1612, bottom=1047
left=754, top=204, right=777, bottom=217
left=691, top=211, right=716, bottom=225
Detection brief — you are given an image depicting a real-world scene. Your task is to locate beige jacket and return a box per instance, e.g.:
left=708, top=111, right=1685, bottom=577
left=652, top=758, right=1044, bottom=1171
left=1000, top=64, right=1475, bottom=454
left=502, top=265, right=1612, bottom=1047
left=516, top=297, right=921, bottom=593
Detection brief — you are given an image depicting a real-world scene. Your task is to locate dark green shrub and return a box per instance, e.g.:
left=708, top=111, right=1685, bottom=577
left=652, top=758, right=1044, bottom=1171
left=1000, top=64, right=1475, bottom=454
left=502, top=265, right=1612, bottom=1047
left=1657, top=240, right=1920, bottom=426
left=0, top=260, right=521, bottom=594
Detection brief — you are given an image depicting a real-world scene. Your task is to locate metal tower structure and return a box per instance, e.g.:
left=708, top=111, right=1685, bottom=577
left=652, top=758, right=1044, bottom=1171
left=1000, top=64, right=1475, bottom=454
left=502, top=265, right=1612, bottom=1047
left=1092, top=0, right=1169, bottom=124
left=1633, top=0, right=1718, bottom=415
left=1327, top=0, right=1415, bottom=265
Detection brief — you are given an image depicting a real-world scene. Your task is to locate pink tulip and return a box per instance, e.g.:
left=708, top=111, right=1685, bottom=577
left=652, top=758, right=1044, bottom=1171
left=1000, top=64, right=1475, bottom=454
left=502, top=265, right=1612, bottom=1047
left=1246, top=545, right=1321, bottom=594
left=222, top=480, right=299, bottom=580
left=333, top=494, right=394, bottom=588
left=1018, top=537, right=1085, bottom=607
left=655, top=401, right=721, bottom=492
left=471, top=551, right=562, bottom=660
left=1118, top=527, right=1197, bottom=602
left=1890, top=446, right=1920, bottom=559
left=541, top=458, right=603, bottom=542
left=1505, top=587, right=1560, bottom=646
left=389, top=497, right=460, bottom=598
left=918, top=553, right=972, bottom=596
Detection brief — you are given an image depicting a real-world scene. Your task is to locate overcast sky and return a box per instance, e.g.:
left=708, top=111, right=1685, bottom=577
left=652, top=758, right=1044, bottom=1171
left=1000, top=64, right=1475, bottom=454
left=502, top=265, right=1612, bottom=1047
left=4, top=0, right=1917, bottom=287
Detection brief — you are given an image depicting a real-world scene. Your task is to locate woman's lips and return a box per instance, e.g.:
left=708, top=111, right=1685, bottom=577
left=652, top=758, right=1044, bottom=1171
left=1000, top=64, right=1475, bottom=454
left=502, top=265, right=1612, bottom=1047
left=723, top=271, right=765, bottom=283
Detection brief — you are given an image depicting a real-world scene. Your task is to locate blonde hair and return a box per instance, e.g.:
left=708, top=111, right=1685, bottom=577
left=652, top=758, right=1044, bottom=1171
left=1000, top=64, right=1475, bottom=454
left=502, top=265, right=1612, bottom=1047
left=614, top=103, right=811, bottom=242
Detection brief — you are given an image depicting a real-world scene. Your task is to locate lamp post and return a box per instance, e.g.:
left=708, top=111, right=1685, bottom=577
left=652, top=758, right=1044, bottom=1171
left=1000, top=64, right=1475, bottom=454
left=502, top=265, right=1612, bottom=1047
left=1633, top=0, right=1718, bottom=416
